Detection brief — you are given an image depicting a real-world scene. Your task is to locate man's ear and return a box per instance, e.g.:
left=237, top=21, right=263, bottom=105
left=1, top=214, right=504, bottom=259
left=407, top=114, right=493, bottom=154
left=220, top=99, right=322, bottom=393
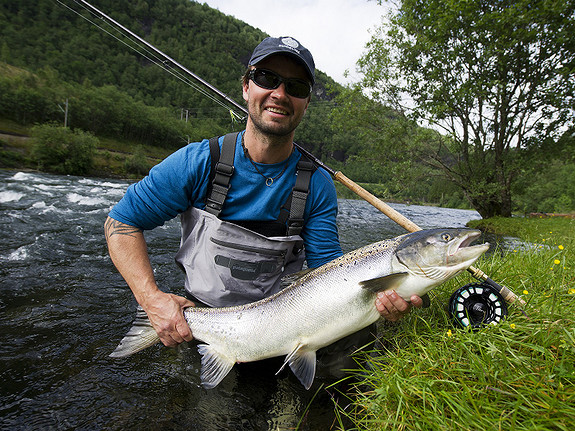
left=242, top=81, right=249, bottom=103
left=303, top=96, right=311, bottom=115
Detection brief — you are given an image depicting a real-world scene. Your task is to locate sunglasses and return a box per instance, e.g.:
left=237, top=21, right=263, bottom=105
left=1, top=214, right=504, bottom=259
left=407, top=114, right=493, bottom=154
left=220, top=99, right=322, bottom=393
left=248, top=68, right=312, bottom=99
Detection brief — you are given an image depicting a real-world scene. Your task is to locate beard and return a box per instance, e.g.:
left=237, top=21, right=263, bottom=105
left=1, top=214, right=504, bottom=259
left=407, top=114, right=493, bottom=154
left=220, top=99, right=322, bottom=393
left=250, top=114, right=298, bottom=137
left=247, top=99, right=305, bottom=138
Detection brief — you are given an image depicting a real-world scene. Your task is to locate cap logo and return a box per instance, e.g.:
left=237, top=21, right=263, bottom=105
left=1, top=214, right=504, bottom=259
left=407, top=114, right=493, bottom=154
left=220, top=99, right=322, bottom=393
left=281, top=37, right=299, bottom=49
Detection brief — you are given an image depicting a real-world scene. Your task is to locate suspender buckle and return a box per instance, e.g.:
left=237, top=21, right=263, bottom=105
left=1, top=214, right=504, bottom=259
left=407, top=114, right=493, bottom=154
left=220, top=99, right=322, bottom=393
left=215, top=162, right=234, bottom=176
left=288, top=218, right=305, bottom=236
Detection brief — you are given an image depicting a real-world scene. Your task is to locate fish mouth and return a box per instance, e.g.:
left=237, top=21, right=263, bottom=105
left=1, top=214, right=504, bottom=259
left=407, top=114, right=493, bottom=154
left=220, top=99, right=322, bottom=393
left=451, top=230, right=480, bottom=253
left=448, top=230, right=490, bottom=264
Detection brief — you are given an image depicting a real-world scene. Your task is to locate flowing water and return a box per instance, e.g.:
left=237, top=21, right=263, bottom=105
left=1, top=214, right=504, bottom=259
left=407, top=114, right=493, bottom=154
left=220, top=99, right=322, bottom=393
left=0, top=169, right=483, bottom=430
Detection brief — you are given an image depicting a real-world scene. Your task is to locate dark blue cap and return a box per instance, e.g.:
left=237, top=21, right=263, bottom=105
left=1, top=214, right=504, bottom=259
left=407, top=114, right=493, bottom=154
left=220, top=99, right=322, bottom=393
left=249, top=36, right=315, bottom=84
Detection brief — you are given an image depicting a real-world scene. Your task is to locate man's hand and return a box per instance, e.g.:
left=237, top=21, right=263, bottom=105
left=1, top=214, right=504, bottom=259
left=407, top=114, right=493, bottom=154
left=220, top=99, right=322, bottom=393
left=375, top=290, right=424, bottom=322
left=104, top=217, right=195, bottom=347
left=142, top=291, right=195, bottom=347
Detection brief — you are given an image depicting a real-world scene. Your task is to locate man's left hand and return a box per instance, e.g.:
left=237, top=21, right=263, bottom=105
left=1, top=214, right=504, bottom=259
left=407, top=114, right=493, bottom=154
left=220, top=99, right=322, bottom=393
left=375, top=290, right=423, bottom=322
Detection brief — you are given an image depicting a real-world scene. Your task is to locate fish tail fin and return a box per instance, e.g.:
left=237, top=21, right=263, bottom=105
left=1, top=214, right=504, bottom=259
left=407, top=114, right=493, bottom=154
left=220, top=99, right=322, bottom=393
left=277, top=344, right=317, bottom=390
left=109, top=307, right=160, bottom=358
left=197, top=344, right=235, bottom=389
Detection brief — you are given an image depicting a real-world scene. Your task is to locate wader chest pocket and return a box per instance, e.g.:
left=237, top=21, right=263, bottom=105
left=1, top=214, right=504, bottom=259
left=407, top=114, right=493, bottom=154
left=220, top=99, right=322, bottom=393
left=214, top=256, right=277, bottom=280
left=210, top=237, right=286, bottom=281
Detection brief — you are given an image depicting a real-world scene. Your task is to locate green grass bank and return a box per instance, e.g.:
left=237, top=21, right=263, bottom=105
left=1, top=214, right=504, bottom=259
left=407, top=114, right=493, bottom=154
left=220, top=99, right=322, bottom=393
left=337, top=216, right=574, bottom=430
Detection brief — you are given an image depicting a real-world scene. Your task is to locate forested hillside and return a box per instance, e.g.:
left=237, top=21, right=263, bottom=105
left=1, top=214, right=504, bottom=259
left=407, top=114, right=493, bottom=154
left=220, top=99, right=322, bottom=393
left=2, top=0, right=255, bottom=109
left=0, top=0, right=339, bottom=150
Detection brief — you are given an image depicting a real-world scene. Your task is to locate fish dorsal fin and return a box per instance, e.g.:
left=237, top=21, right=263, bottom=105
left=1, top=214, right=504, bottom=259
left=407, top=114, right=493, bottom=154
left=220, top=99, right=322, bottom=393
left=359, top=272, right=409, bottom=293
left=277, top=343, right=317, bottom=390
left=109, top=306, right=161, bottom=358
left=197, top=344, right=236, bottom=389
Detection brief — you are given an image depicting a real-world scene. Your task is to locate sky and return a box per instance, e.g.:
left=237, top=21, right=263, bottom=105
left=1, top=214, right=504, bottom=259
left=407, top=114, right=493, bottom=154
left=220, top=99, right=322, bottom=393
left=202, top=0, right=390, bottom=84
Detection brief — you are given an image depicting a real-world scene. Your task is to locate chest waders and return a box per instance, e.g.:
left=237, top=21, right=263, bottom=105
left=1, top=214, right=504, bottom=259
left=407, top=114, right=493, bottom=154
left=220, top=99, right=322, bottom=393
left=175, top=132, right=316, bottom=308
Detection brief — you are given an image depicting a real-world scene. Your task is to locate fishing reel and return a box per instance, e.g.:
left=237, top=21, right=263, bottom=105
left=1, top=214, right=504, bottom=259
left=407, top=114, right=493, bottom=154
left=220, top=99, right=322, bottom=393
left=448, top=282, right=508, bottom=329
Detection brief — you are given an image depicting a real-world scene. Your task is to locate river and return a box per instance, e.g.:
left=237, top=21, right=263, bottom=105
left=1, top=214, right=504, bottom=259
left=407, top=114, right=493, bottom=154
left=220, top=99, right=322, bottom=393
left=0, top=169, right=482, bottom=430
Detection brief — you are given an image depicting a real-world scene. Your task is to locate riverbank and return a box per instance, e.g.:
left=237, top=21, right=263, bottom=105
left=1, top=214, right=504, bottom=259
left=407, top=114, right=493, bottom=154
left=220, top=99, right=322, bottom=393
left=0, top=126, right=171, bottom=180
left=341, top=216, right=574, bottom=430
left=468, top=215, right=575, bottom=244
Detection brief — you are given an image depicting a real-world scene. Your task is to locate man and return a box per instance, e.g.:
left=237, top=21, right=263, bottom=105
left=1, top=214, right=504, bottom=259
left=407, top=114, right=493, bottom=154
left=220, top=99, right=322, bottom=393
left=105, top=36, right=422, bottom=365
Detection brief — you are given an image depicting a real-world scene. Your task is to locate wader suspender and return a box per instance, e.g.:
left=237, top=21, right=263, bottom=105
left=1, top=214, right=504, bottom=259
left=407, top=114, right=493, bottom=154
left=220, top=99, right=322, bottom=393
left=205, top=132, right=315, bottom=236
left=285, top=158, right=314, bottom=236
left=205, top=132, right=238, bottom=218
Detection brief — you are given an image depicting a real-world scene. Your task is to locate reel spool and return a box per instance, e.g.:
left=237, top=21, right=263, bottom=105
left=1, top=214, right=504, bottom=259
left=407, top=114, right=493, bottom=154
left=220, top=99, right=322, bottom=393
left=449, top=282, right=508, bottom=329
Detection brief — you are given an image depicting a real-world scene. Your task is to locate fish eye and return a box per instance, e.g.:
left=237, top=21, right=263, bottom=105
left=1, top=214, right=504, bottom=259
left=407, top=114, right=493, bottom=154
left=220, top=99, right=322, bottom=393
left=441, top=233, right=452, bottom=242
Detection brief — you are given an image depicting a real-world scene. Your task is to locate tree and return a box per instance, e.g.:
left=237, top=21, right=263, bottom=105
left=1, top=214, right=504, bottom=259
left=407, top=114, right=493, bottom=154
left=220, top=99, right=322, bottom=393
left=352, top=0, right=575, bottom=218
left=31, top=124, right=97, bottom=175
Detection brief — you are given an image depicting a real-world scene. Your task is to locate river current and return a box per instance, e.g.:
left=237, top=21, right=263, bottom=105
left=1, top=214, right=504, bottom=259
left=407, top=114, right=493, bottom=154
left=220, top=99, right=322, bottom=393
left=0, top=169, right=482, bottom=430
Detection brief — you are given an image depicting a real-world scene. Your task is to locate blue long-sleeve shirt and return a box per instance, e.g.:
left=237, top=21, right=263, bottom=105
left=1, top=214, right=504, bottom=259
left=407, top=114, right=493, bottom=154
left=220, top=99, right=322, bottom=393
left=109, top=132, right=342, bottom=268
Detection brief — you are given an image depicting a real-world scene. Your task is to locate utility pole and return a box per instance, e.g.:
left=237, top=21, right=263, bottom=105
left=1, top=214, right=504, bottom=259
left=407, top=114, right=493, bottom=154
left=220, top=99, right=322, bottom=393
left=58, top=98, right=69, bottom=127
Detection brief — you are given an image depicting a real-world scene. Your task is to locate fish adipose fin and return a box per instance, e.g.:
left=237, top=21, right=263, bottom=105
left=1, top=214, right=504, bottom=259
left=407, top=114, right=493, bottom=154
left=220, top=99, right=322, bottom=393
left=359, top=272, right=409, bottom=293
left=109, top=307, right=161, bottom=358
left=277, top=344, right=317, bottom=390
left=197, top=344, right=236, bottom=389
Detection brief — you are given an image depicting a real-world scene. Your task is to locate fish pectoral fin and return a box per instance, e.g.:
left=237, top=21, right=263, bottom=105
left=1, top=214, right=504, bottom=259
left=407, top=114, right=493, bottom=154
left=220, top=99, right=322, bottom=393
left=109, top=307, right=161, bottom=358
left=359, top=272, right=409, bottom=293
left=197, top=344, right=235, bottom=389
left=277, top=344, right=317, bottom=390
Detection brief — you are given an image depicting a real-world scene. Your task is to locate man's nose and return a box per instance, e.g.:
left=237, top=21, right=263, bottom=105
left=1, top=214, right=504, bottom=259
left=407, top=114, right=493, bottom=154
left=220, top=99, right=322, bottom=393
left=270, top=82, right=288, bottom=98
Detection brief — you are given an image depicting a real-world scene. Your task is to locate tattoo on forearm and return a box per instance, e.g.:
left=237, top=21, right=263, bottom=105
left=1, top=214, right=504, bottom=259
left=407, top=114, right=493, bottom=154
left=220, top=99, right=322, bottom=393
left=105, top=218, right=142, bottom=238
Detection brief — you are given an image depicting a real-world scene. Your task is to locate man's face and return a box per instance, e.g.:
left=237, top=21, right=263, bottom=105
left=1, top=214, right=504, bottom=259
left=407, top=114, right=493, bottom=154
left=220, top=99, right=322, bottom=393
left=243, top=55, right=311, bottom=139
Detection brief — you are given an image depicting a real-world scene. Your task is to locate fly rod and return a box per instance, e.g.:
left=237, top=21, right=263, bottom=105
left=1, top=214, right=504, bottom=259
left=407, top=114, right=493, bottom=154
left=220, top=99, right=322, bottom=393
left=57, top=0, right=247, bottom=122
left=64, top=0, right=525, bottom=306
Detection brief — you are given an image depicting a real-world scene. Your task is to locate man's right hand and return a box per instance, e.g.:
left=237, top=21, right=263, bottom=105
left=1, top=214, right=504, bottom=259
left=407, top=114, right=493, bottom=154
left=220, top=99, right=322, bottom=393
left=105, top=217, right=195, bottom=348
left=142, top=291, right=195, bottom=347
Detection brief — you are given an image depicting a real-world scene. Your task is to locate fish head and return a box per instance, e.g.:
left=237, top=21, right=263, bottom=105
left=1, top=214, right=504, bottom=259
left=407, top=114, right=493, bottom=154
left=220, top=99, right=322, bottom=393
left=391, top=228, right=489, bottom=298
